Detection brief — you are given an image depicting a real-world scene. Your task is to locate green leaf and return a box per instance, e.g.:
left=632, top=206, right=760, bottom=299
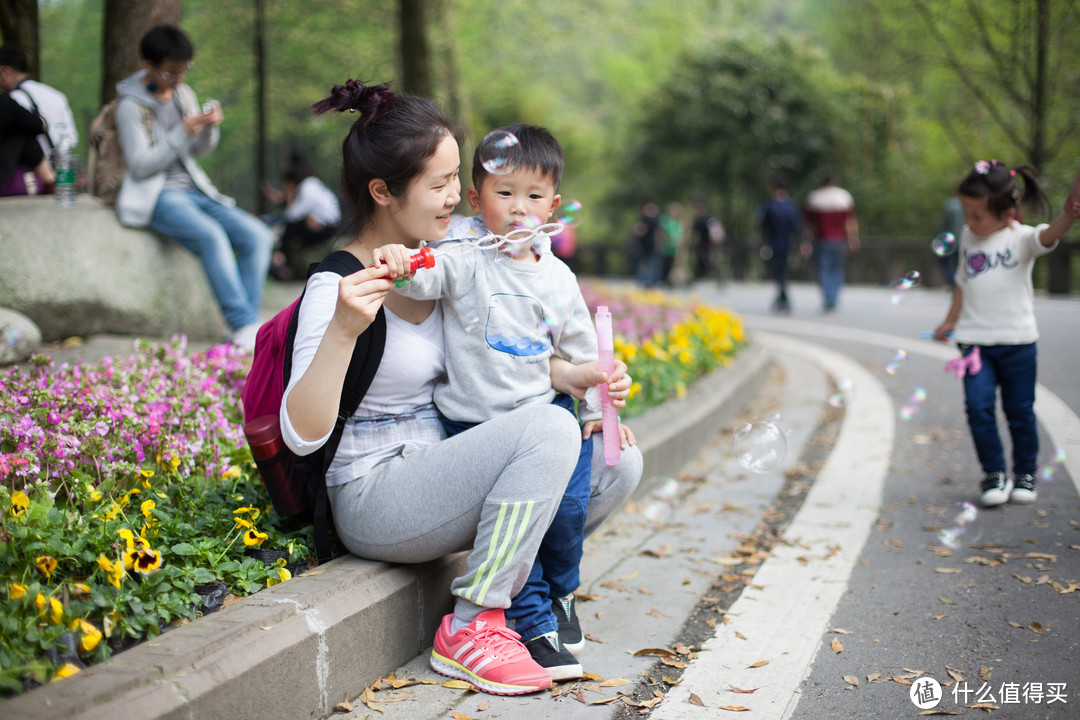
left=171, top=542, right=197, bottom=556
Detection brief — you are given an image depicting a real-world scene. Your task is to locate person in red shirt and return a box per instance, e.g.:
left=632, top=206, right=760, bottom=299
left=802, top=172, right=859, bottom=312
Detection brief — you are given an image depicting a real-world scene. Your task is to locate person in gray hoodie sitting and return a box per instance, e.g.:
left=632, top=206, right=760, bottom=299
left=114, top=24, right=272, bottom=350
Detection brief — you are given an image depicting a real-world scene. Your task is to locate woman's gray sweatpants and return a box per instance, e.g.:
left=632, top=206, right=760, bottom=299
left=327, top=403, right=582, bottom=625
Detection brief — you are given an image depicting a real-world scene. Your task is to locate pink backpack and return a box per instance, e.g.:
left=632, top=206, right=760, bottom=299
left=241, top=251, right=369, bottom=561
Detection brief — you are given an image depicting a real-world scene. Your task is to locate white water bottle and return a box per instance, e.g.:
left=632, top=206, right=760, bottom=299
left=54, top=136, right=76, bottom=208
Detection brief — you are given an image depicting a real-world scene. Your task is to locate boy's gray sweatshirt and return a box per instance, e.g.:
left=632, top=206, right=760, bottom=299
left=113, top=71, right=231, bottom=228
left=397, top=224, right=599, bottom=424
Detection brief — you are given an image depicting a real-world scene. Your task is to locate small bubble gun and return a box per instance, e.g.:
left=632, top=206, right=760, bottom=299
left=391, top=247, right=436, bottom=288
left=594, top=305, right=621, bottom=466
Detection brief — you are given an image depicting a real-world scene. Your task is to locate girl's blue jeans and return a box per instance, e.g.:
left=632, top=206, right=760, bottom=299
left=961, top=343, right=1038, bottom=476
left=441, top=393, right=592, bottom=641
left=150, top=189, right=273, bottom=330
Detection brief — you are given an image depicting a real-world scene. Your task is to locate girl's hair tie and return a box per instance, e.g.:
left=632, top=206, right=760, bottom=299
left=311, top=79, right=397, bottom=126
left=973, top=159, right=1001, bottom=175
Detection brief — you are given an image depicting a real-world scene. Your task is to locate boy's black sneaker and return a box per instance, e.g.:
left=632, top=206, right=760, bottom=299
left=524, top=632, right=583, bottom=681
left=980, top=471, right=1012, bottom=507
left=1010, top=474, right=1037, bottom=504
left=552, top=594, right=584, bottom=653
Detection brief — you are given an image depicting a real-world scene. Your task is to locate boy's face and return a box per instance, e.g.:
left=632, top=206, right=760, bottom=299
left=467, top=166, right=561, bottom=238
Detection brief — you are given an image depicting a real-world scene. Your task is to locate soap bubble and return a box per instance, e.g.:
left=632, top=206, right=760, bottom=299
left=462, top=316, right=481, bottom=334
left=885, top=349, right=908, bottom=375
left=828, top=377, right=854, bottom=408
left=931, top=232, right=957, bottom=257
left=558, top=200, right=582, bottom=225
left=888, top=271, right=922, bottom=305
left=478, top=130, right=521, bottom=175
left=898, top=386, right=928, bottom=421
left=936, top=501, right=982, bottom=550
left=1039, top=447, right=1067, bottom=483
left=734, top=421, right=787, bottom=473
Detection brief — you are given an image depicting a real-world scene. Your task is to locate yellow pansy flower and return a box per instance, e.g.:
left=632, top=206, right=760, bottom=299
left=35, top=555, right=57, bottom=579
left=243, top=528, right=268, bottom=547
left=266, top=567, right=292, bottom=587
left=221, top=465, right=242, bottom=480
left=234, top=517, right=252, bottom=529
left=9, top=490, right=29, bottom=517
left=140, top=499, right=156, bottom=518
left=10, top=582, right=26, bottom=600
left=52, top=662, right=81, bottom=680
left=130, top=547, right=163, bottom=575
left=42, top=597, right=63, bottom=625
left=72, top=618, right=102, bottom=652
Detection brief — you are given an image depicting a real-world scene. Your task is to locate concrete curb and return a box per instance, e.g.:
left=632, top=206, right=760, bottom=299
left=3, top=344, right=770, bottom=720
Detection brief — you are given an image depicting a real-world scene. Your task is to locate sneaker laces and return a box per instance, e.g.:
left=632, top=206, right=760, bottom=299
left=465, top=624, right=527, bottom=660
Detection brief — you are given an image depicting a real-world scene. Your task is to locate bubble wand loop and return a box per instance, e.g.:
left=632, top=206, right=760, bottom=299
left=394, top=223, right=566, bottom=284
left=594, top=305, right=621, bottom=466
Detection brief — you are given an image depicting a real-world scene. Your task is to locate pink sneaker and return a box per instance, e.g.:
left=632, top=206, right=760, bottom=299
left=430, top=608, right=552, bottom=695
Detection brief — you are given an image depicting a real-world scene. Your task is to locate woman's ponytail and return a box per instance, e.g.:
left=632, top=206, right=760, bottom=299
left=311, top=79, right=397, bottom=127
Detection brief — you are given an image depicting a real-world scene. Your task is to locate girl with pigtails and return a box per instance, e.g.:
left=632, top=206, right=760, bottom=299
left=934, top=161, right=1076, bottom=508
left=278, top=79, right=637, bottom=696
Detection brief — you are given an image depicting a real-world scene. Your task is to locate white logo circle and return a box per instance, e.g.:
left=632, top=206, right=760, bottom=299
left=909, top=677, right=942, bottom=709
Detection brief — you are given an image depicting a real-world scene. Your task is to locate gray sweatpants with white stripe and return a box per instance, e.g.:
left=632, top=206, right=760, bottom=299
left=327, top=403, right=581, bottom=625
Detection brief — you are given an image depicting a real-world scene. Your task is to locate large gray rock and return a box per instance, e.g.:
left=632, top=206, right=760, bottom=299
left=0, top=307, right=42, bottom=365
left=0, top=195, right=226, bottom=342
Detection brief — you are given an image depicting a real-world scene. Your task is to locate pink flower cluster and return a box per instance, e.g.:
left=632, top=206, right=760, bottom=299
left=577, top=281, right=690, bottom=343
left=0, top=338, right=249, bottom=487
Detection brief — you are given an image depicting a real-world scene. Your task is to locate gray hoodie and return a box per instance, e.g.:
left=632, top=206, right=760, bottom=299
left=113, top=70, right=232, bottom=228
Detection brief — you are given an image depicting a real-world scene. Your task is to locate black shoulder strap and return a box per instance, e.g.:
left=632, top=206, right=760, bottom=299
left=300, top=250, right=387, bottom=564
left=14, top=80, right=54, bottom=151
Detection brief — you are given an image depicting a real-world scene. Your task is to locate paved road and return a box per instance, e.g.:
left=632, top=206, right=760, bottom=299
left=663, top=279, right=1080, bottom=719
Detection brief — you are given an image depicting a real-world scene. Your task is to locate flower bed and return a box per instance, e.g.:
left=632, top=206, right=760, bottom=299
left=579, top=281, right=745, bottom=416
left=0, top=284, right=744, bottom=694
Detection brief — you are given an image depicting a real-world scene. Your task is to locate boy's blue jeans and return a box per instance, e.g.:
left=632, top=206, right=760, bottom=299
left=961, top=343, right=1038, bottom=476
left=441, top=393, right=592, bottom=641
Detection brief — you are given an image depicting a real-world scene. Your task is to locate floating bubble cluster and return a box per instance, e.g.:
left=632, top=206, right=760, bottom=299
left=828, top=377, right=854, bottom=408
left=931, top=232, right=957, bottom=257
left=558, top=200, right=582, bottom=225
left=1039, top=447, right=1067, bottom=483
left=936, top=501, right=982, bottom=550
left=888, top=271, right=922, bottom=305
left=898, top=387, right=928, bottom=421
left=478, top=130, right=522, bottom=175
left=734, top=421, right=787, bottom=473
left=885, top=349, right=908, bottom=375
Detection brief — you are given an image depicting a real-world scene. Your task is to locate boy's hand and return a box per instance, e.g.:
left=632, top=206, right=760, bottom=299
left=562, top=360, right=632, bottom=409
left=372, top=244, right=414, bottom=279
left=582, top=420, right=636, bottom=449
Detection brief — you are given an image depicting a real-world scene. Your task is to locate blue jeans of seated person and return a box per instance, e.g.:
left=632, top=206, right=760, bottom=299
left=441, top=393, right=592, bottom=642
left=812, top=241, right=846, bottom=310
left=150, top=189, right=273, bottom=330
left=961, top=343, right=1038, bottom=476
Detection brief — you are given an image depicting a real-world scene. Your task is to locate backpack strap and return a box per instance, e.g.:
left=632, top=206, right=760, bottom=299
left=292, top=250, right=386, bottom=564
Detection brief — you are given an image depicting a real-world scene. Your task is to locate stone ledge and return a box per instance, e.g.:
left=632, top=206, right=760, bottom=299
left=1, top=344, right=770, bottom=720
left=0, top=195, right=225, bottom=342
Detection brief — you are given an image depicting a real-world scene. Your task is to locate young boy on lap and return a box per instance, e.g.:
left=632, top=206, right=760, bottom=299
left=390, top=124, right=642, bottom=680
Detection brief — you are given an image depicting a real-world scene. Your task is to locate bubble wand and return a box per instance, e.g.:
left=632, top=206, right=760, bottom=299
left=594, top=305, right=621, bottom=465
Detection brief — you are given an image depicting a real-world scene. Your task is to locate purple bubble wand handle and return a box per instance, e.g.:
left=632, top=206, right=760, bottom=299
left=594, top=305, right=621, bottom=466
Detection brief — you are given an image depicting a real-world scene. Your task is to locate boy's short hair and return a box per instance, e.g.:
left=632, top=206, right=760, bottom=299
left=0, top=45, right=28, bottom=73
left=472, top=123, right=563, bottom=192
left=139, top=25, right=194, bottom=65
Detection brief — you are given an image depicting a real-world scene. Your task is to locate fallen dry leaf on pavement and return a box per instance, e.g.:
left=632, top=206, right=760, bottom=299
left=1029, top=621, right=1046, bottom=634
left=844, top=675, right=859, bottom=687
left=728, top=684, right=758, bottom=694
left=689, top=693, right=706, bottom=706
left=748, top=660, right=769, bottom=668
left=980, top=666, right=992, bottom=681
left=599, top=678, right=631, bottom=687
left=935, top=567, right=962, bottom=574
left=332, top=699, right=354, bottom=713
left=477, top=700, right=489, bottom=711
left=831, top=638, right=843, bottom=653
left=450, top=712, right=477, bottom=720
left=719, top=705, right=750, bottom=712
left=634, top=647, right=676, bottom=657
left=831, top=628, right=854, bottom=634
left=965, top=703, right=1000, bottom=710
left=648, top=608, right=667, bottom=618
left=441, top=680, right=478, bottom=690
left=918, top=711, right=959, bottom=716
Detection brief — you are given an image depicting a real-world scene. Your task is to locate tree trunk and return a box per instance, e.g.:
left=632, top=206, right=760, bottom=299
left=0, top=0, right=39, bottom=77
left=101, top=0, right=182, bottom=105
left=1031, top=0, right=1048, bottom=169
left=400, top=0, right=430, bottom=96
left=254, top=0, right=267, bottom=213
